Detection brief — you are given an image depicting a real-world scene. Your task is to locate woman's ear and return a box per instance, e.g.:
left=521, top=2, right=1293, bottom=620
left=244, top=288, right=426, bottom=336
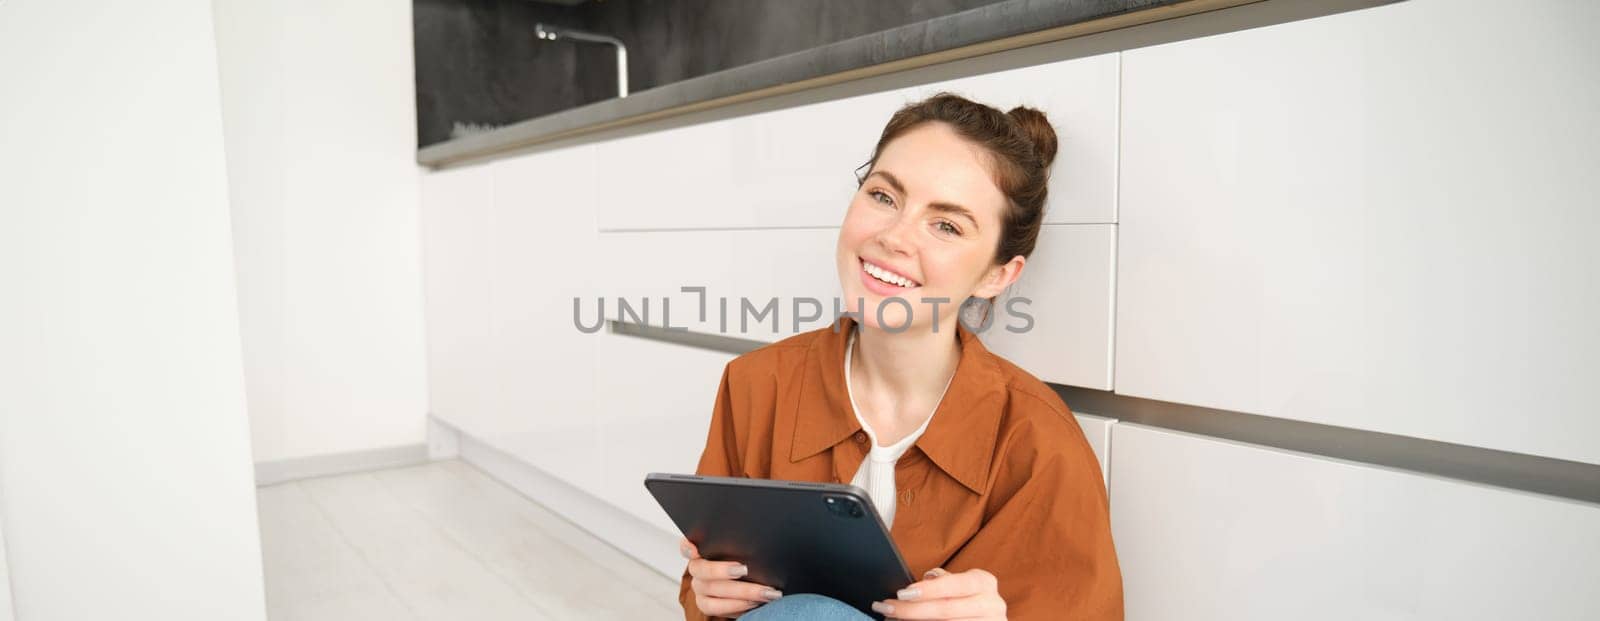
left=973, top=255, right=1026, bottom=299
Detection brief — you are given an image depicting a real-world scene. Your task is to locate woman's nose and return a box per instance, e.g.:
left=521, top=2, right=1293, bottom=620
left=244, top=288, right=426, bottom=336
left=873, top=212, right=918, bottom=256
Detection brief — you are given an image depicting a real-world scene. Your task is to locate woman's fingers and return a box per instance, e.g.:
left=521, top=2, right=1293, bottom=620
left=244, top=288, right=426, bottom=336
left=679, top=539, right=758, bottom=583
left=896, top=567, right=993, bottom=600
left=873, top=568, right=1004, bottom=620
left=690, top=571, right=782, bottom=617
left=687, top=557, right=753, bottom=581
left=692, top=576, right=782, bottom=602
left=680, top=538, right=784, bottom=617
left=872, top=595, right=1001, bottom=620
left=686, top=557, right=744, bottom=580
left=694, top=593, right=761, bottom=617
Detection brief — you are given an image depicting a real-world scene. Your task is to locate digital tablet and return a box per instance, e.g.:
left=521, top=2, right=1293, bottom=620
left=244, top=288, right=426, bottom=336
left=644, top=472, right=914, bottom=618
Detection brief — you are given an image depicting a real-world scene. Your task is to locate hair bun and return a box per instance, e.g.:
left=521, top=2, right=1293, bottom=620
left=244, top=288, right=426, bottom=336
left=1007, top=106, right=1058, bottom=170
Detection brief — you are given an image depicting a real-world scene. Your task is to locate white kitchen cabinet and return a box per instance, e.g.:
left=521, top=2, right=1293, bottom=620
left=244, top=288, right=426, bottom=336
left=596, top=228, right=842, bottom=340
left=595, top=117, right=740, bottom=230
left=419, top=163, right=498, bottom=434
left=420, top=144, right=611, bottom=488
left=593, top=89, right=893, bottom=232
left=1109, top=424, right=1600, bottom=620
left=480, top=147, right=606, bottom=488
left=1115, top=0, right=1600, bottom=464
left=928, top=52, right=1119, bottom=224
left=979, top=224, right=1116, bottom=390
left=593, top=332, right=736, bottom=533
left=721, top=91, right=902, bottom=230
left=1073, top=413, right=1115, bottom=483
left=595, top=52, right=1119, bottom=231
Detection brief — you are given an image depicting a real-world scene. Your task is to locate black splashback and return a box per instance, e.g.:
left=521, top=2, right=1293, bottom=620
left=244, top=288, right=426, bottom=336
left=413, top=0, right=1009, bottom=147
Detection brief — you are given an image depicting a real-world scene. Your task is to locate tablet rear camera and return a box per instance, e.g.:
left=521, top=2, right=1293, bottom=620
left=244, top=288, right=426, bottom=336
left=824, top=495, right=864, bottom=519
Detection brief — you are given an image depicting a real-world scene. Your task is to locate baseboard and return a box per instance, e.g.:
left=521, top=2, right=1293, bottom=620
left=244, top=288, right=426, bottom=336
left=254, top=443, right=431, bottom=487
left=445, top=422, right=682, bottom=579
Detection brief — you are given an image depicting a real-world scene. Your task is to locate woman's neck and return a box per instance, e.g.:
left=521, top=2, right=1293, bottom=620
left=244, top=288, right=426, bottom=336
left=850, top=319, right=962, bottom=425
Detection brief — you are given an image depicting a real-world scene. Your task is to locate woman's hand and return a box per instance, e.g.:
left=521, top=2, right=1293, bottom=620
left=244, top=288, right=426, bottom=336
left=681, top=538, right=784, bottom=618
left=871, top=567, right=1007, bottom=620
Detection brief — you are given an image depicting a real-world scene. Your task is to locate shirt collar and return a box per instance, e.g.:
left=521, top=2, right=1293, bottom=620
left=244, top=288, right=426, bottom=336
left=789, top=315, right=1008, bottom=494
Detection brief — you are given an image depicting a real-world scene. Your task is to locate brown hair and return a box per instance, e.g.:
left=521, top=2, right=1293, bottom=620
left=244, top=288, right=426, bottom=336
left=854, top=92, right=1060, bottom=321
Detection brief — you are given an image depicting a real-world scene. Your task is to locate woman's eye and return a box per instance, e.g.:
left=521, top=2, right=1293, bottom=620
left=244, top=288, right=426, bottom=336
left=869, top=190, right=894, bottom=206
left=935, top=221, right=961, bottom=236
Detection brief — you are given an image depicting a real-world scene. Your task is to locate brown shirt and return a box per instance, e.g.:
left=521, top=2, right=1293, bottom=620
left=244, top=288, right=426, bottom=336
left=678, top=315, right=1124, bottom=620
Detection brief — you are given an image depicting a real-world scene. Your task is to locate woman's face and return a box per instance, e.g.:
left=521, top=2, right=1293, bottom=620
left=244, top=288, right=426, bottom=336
left=835, top=121, right=1025, bottom=334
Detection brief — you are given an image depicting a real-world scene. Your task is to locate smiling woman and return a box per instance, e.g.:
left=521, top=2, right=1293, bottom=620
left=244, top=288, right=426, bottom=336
left=839, top=93, right=1057, bottom=335
left=678, top=93, right=1121, bottom=621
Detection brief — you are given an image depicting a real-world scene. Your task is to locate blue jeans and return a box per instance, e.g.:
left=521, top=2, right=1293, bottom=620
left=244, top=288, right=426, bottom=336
left=740, top=593, right=874, bottom=620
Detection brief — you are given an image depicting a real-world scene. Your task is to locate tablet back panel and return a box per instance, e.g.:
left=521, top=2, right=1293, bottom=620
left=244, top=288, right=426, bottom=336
left=645, top=473, right=914, bottom=618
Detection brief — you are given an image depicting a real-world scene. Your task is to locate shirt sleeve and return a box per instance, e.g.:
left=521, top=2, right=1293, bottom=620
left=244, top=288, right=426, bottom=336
left=679, top=362, right=742, bottom=621
left=944, top=419, right=1125, bottom=620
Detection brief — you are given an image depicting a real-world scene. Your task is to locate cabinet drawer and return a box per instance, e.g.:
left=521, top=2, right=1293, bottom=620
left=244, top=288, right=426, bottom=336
left=1115, top=0, right=1600, bottom=464
left=979, top=224, right=1115, bottom=390
left=596, top=228, right=841, bottom=340
left=592, top=332, right=736, bottom=533
left=1110, top=424, right=1600, bottom=620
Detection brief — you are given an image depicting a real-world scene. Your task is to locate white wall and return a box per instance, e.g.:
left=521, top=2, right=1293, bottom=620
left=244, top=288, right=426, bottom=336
left=214, top=0, right=431, bottom=464
left=0, top=1, right=267, bottom=618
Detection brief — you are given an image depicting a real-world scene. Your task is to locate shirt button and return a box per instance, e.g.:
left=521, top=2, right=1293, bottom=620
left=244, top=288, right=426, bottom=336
left=853, top=431, right=867, bottom=444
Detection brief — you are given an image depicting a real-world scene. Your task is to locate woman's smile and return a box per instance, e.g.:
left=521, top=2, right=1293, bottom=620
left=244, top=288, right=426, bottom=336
left=858, top=257, right=922, bottom=297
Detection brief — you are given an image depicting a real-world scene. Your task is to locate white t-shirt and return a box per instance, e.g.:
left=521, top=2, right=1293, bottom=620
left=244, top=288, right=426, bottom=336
left=845, top=326, right=955, bottom=528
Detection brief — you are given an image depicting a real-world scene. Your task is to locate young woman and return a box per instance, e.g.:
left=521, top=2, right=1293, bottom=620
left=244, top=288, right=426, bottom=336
left=677, top=93, right=1123, bottom=620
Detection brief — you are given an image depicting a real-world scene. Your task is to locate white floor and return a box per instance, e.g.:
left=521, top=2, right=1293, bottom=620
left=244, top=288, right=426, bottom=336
left=257, top=460, right=682, bottom=620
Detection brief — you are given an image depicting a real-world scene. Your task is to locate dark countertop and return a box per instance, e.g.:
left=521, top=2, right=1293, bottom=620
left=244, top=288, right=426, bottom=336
left=418, top=0, right=1240, bottom=168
